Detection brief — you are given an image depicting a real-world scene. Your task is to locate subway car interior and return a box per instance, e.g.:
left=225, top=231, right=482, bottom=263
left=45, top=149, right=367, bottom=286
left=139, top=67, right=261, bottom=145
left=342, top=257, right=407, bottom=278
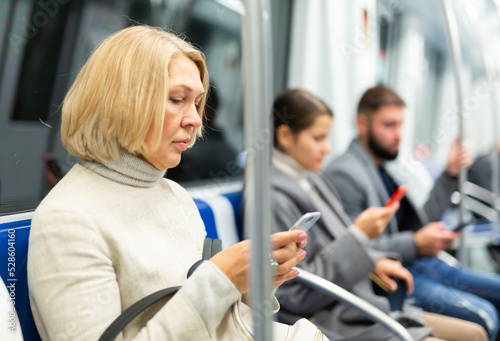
left=2, top=0, right=500, bottom=340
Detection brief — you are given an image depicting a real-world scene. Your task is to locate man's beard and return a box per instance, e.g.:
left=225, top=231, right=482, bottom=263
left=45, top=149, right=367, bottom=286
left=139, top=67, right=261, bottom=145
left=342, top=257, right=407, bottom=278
left=367, top=130, right=399, bottom=161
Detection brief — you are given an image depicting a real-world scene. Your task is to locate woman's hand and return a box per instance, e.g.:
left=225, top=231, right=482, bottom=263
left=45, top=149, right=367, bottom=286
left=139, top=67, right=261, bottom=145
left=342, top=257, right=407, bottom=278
left=210, top=241, right=251, bottom=293
left=271, top=230, right=307, bottom=289
left=209, top=230, right=307, bottom=293
left=353, top=203, right=399, bottom=239
left=373, top=258, right=414, bottom=295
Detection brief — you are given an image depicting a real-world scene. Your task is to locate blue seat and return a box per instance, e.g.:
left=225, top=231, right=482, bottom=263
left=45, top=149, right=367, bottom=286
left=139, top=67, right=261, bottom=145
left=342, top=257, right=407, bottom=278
left=220, top=191, right=244, bottom=240
left=192, top=190, right=244, bottom=248
left=0, top=214, right=41, bottom=341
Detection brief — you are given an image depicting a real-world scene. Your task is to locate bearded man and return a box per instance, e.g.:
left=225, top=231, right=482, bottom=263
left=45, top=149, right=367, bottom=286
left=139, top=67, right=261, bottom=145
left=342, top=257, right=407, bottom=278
left=324, top=85, right=500, bottom=341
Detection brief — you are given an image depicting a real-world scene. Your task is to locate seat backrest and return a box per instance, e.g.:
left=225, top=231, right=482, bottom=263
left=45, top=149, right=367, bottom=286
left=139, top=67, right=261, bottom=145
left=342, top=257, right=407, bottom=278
left=0, top=212, right=40, bottom=341
left=189, top=185, right=244, bottom=248
left=0, top=273, right=24, bottom=341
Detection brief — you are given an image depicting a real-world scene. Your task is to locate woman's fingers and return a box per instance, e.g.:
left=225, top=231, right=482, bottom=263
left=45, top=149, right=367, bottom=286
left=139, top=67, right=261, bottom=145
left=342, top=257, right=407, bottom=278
left=297, top=239, right=307, bottom=249
left=271, top=241, right=298, bottom=264
left=271, top=230, right=307, bottom=249
left=270, top=230, right=308, bottom=285
left=374, top=259, right=414, bottom=296
left=395, top=266, right=414, bottom=295
left=378, top=203, right=399, bottom=224
left=270, top=230, right=308, bottom=275
left=274, top=268, right=300, bottom=288
left=211, top=231, right=308, bottom=293
left=376, top=273, right=398, bottom=292
left=390, top=263, right=414, bottom=295
left=271, top=231, right=308, bottom=273
left=385, top=201, right=400, bottom=215
left=403, top=270, right=414, bottom=295
left=273, top=249, right=306, bottom=276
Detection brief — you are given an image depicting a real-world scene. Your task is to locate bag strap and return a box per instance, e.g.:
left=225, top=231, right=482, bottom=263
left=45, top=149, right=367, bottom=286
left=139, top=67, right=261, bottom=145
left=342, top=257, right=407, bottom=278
left=98, top=286, right=181, bottom=341
left=203, top=237, right=222, bottom=260
left=98, top=237, right=222, bottom=341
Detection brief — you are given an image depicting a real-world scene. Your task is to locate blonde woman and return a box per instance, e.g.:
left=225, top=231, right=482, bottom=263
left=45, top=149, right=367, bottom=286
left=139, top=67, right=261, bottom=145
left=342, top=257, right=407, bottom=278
left=28, top=26, right=318, bottom=340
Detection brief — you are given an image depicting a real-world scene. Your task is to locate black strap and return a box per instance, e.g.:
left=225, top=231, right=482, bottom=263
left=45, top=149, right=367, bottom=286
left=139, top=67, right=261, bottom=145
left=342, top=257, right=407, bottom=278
left=190, top=239, right=222, bottom=277
left=203, top=237, right=213, bottom=260
left=98, top=237, right=222, bottom=341
left=98, top=286, right=181, bottom=341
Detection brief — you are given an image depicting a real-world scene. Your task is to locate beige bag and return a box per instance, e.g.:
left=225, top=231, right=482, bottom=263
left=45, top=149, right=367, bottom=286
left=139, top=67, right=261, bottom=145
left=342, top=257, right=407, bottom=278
left=212, top=299, right=328, bottom=341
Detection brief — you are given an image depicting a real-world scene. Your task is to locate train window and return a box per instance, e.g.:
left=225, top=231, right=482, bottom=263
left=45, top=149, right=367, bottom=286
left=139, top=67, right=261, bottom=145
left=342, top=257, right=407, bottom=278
left=166, top=1, right=245, bottom=184
left=10, top=0, right=73, bottom=122
left=0, top=0, right=254, bottom=214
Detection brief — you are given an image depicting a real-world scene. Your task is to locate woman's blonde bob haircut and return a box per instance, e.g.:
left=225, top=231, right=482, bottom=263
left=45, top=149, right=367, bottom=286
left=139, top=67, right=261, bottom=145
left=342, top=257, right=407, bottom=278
left=61, top=25, right=209, bottom=163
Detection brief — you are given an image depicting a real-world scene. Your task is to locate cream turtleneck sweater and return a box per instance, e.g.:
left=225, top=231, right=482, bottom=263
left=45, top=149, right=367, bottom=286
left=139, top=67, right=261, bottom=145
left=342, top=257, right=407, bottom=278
left=28, top=152, right=241, bottom=340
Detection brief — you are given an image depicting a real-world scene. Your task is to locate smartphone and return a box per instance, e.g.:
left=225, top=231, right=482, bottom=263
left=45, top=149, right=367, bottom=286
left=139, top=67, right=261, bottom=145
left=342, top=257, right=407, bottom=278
left=289, top=212, right=321, bottom=233
left=384, top=185, right=408, bottom=207
left=450, top=219, right=473, bottom=232
left=369, top=272, right=395, bottom=292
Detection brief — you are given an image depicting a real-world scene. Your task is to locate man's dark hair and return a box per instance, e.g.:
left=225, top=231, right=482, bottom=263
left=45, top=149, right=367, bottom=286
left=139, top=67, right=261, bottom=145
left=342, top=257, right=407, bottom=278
left=357, top=85, right=405, bottom=116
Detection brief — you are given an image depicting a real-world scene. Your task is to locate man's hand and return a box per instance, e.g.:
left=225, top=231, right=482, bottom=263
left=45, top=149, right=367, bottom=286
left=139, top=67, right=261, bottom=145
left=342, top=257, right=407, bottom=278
left=414, top=222, right=459, bottom=257
left=373, top=258, right=414, bottom=295
left=446, top=136, right=472, bottom=177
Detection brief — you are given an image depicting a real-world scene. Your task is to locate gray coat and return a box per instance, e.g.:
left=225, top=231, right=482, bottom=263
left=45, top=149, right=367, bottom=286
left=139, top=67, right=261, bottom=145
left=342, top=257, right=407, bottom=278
left=323, top=139, right=458, bottom=263
left=272, top=169, right=432, bottom=341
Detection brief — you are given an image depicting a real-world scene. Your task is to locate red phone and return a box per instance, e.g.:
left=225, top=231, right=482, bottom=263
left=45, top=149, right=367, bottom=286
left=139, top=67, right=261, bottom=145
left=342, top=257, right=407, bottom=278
left=384, top=185, right=408, bottom=207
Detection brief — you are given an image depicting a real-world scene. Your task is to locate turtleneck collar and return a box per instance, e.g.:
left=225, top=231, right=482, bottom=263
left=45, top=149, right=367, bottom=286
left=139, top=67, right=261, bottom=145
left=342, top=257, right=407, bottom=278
left=272, top=148, right=318, bottom=195
left=80, top=151, right=166, bottom=188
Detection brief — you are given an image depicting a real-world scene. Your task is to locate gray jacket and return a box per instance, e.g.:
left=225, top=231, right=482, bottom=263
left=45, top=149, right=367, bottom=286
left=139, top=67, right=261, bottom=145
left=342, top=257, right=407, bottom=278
left=272, top=169, right=431, bottom=341
left=323, top=139, right=458, bottom=263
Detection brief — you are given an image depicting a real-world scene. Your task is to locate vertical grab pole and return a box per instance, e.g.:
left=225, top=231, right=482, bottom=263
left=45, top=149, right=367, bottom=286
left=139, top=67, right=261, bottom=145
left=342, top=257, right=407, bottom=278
left=492, top=68, right=500, bottom=242
left=440, top=0, right=468, bottom=263
left=242, top=0, right=274, bottom=340
left=463, top=3, right=500, bottom=238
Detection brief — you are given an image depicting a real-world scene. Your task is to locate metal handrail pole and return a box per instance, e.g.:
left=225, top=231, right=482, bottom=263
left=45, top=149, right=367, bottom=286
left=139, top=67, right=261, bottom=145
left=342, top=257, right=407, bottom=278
left=242, top=0, right=274, bottom=340
left=464, top=181, right=498, bottom=207
left=296, top=269, right=413, bottom=341
left=440, top=0, right=468, bottom=264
